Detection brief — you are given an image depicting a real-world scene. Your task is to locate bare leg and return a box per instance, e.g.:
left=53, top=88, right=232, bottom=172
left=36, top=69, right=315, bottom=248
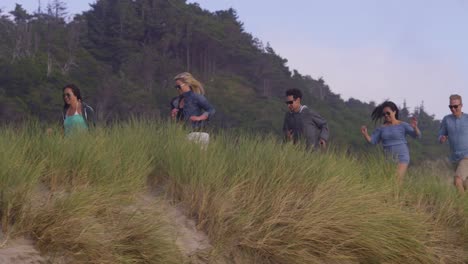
left=454, top=176, right=465, bottom=194
left=396, top=163, right=408, bottom=185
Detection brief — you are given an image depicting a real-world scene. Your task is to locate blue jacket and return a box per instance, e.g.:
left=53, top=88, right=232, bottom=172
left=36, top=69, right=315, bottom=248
left=181, top=91, right=215, bottom=129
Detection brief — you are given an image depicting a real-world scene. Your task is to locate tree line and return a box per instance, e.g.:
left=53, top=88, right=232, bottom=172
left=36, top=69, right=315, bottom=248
left=0, top=0, right=447, bottom=162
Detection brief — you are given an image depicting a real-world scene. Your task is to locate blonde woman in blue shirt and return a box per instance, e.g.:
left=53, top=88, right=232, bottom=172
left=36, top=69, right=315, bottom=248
left=173, top=72, right=215, bottom=130
left=361, top=101, right=421, bottom=183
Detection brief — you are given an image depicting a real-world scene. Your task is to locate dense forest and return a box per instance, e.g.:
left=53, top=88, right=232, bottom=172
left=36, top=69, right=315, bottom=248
left=0, top=0, right=448, bottom=162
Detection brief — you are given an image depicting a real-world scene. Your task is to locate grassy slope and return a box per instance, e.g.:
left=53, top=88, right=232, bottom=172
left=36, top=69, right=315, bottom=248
left=0, top=121, right=467, bottom=263
left=1, top=122, right=183, bottom=263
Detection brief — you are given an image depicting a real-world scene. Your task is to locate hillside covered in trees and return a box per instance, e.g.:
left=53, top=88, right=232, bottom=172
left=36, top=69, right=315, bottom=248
left=0, top=0, right=448, bottom=162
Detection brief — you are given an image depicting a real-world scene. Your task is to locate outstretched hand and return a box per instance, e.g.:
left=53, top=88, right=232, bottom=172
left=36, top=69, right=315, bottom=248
left=410, top=117, right=418, bottom=129
left=440, top=135, right=448, bottom=144
left=360, top=125, right=368, bottom=135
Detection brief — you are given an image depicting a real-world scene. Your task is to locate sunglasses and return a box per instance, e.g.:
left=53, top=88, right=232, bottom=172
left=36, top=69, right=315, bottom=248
left=382, top=111, right=392, bottom=116
left=448, top=104, right=460, bottom=109
left=285, top=100, right=294, bottom=105
left=174, top=83, right=187, bottom=89
left=63, top=93, right=72, bottom=98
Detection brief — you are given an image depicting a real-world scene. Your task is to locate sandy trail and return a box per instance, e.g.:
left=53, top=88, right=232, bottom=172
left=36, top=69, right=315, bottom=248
left=136, top=193, right=213, bottom=262
left=0, top=235, right=45, bottom=264
left=0, top=181, right=213, bottom=264
left=164, top=201, right=212, bottom=257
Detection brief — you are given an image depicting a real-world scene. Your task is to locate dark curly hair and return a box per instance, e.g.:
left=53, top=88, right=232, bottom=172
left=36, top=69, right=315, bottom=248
left=63, top=84, right=83, bottom=108
left=371, top=100, right=399, bottom=123
left=285, top=88, right=303, bottom=99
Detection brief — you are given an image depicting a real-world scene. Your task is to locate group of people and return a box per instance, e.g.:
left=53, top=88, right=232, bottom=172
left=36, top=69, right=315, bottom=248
left=61, top=72, right=215, bottom=136
left=60, top=73, right=467, bottom=194
left=282, top=90, right=467, bottom=193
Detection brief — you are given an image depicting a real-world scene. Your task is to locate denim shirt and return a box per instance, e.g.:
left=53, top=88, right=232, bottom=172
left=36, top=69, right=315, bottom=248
left=181, top=91, right=215, bottom=129
left=370, top=122, right=420, bottom=147
left=438, top=113, right=468, bottom=162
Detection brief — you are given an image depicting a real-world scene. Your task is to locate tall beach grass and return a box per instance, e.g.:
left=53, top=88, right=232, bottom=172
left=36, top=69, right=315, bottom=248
left=0, top=120, right=466, bottom=263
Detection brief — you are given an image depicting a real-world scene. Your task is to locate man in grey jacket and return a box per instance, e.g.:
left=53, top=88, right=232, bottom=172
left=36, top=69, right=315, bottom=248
left=283, top=88, right=329, bottom=150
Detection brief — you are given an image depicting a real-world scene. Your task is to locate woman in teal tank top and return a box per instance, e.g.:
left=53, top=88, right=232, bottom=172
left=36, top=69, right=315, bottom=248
left=63, top=111, right=88, bottom=135
left=62, top=84, right=95, bottom=136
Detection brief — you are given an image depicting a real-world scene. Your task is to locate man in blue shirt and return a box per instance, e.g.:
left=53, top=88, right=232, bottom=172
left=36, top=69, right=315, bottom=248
left=439, top=94, right=468, bottom=194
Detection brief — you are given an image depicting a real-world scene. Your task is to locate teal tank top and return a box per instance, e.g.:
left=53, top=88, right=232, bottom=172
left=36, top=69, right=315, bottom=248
left=64, top=114, right=88, bottom=136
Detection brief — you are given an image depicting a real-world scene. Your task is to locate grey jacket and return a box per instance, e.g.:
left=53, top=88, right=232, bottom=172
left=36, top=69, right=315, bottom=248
left=283, top=105, right=329, bottom=149
left=62, top=102, right=96, bottom=127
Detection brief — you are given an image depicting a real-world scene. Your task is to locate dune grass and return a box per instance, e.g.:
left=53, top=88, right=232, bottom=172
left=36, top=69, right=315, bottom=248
left=0, top=121, right=183, bottom=263
left=150, top=123, right=468, bottom=263
left=0, top=120, right=467, bottom=263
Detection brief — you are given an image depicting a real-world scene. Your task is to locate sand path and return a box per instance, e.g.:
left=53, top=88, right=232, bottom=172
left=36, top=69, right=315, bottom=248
left=0, top=182, right=213, bottom=264
left=0, top=235, right=45, bottom=264
left=137, top=192, right=213, bottom=262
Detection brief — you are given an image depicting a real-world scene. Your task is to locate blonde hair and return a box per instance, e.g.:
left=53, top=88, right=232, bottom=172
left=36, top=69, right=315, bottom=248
left=174, top=72, right=205, bottom=95
left=449, top=94, right=462, bottom=103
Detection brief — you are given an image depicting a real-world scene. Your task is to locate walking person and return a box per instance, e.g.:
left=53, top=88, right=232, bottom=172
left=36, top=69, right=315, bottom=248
left=438, top=94, right=468, bottom=194
left=62, top=84, right=95, bottom=136
left=283, top=88, right=329, bottom=150
left=361, top=101, right=421, bottom=183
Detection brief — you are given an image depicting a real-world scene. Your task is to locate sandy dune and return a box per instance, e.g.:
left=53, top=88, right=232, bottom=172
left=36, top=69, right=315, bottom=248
left=0, top=236, right=45, bottom=264
left=136, top=193, right=213, bottom=261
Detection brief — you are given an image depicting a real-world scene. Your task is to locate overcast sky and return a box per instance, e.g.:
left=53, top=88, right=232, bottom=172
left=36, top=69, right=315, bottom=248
left=2, top=0, right=467, bottom=119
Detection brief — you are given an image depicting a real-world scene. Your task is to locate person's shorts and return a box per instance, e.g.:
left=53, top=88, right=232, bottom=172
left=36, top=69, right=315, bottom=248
left=384, top=144, right=410, bottom=164
left=187, top=132, right=210, bottom=147
left=453, top=158, right=468, bottom=181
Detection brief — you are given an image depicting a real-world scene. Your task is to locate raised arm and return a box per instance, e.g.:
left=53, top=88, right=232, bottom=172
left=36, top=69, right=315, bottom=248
left=361, top=126, right=372, bottom=143
left=361, top=126, right=381, bottom=145
left=405, top=118, right=421, bottom=138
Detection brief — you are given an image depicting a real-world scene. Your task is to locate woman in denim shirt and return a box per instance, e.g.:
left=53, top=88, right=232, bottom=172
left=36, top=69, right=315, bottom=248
left=361, top=101, right=421, bottom=183
left=173, top=72, right=215, bottom=130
